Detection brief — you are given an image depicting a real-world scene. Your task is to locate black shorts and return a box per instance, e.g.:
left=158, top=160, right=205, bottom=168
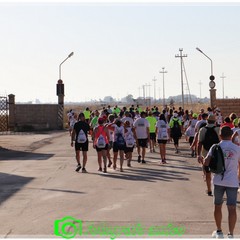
left=158, top=139, right=167, bottom=144
left=172, top=136, right=180, bottom=145
left=150, top=133, right=156, bottom=141
left=124, top=146, right=134, bottom=153
left=75, top=140, right=88, bottom=151
left=96, top=144, right=109, bottom=152
left=203, top=165, right=211, bottom=173
left=189, top=136, right=194, bottom=145
left=113, top=142, right=126, bottom=152
left=108, top=141, right=113, bottom=149
left=137, top=138, right=148, bottom=148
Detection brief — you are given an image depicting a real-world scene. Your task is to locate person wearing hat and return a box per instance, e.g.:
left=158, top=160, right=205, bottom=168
left=197, top=114, right=220, bottom=196
left=169, top=112, right=182, bottom=153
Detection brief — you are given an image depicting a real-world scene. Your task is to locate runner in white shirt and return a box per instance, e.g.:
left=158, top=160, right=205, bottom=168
left=121, top=111, right=134, bottom=127
left=204, top=126, right=240, bottom=238
left=155, top=114, right=170, bottom=164
left=133, top=111, right=150, bottom=164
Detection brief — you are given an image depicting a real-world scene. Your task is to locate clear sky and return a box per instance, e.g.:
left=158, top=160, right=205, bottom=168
left=0, top=1, right=240, bottom=103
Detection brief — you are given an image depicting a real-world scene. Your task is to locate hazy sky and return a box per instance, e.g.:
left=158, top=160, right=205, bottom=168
left=1, top=1, right=240, bottom=103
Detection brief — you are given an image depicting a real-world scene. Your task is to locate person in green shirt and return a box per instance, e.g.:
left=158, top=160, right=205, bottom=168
left=146, top=111, right=157, bottom=152
left=136, top=105, right=142, bottom=113
left=83, top=107, right=91, bottom=124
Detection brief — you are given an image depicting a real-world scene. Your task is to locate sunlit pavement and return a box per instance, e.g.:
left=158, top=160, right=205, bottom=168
left=0, top=131, right=239, bottom=238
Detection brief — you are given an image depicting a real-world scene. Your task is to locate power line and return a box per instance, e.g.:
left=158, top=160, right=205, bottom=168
left=182, top=58, right=193, bottom=108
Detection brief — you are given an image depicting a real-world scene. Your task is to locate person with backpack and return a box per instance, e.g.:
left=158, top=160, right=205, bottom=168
left=108, top=119, right=126, bottom=172
left=190, top=113, right=208, bottom=154
left=124, top=120, right=136, bottom=167
left=197, top=114, right=220, bottom=196
left=71, top=112, right=90, bottom=173
left=156, top=113, right=170, bottom=164
left=203, top=126, right=240, bottom=238
left=92, top=117, right=110, bottom=173
left=169, top=112, right=182, bottom=153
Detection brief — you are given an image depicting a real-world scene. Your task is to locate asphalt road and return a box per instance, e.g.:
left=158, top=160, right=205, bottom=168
left=0, top=131, right=239, bottom=238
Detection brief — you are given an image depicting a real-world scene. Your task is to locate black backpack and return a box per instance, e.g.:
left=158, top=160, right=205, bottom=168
left=170, top=119, right=182, bottom=138
left=202, top=126, right=219, bottom=151
left=208, top=144, right=225, bottom=180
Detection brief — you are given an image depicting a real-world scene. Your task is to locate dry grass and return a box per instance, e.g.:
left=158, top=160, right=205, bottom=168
left=63, top=102, right=210, bottom=126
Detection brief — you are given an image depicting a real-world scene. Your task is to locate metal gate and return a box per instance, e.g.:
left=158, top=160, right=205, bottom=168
left=0, top=96, right=8, bottom=132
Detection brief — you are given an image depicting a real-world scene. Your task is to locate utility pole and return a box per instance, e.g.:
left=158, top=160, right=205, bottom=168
left=175, top=48, right=187, bottom=110
left=159, top=67, right=167, bottom=108
left=145, top=83, right=151, bottom=106
left=142, top=85, right=145, bottom=99
left=138, top=87, right=141, bottom=98
left=198, top=81, right=202, bottom=99
left=152, top=76, right=157, bottom=104
left=148, top=82, right=151, bottom=99
left=220, top=73, right=226, bottom=99
left=158, top=87, right=161, bottom=102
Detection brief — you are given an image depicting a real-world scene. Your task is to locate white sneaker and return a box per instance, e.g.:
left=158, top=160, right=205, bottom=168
left=212, top=230, right=224, bottom=238
left=227, top=233, right=234, bottom=238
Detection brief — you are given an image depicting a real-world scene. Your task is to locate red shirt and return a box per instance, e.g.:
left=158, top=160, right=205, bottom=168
left=220, top=122, right=234, bottom=128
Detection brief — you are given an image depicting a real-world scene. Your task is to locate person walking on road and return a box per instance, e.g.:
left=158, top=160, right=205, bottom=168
left=197, top=114, right=220, bottom=196
left=169, top=112, right=182, bottom=153
left=92, top=117, right=110, bottom=173
left=71, top=112, right=90, bottom=173
left=146, top=111, right=157, bottom=153
left=108, top=119, right=126, bottom=172
left=203, top=126, right=240, bottom=238
left=155, top=113, right=170, bottom=164
left=124, top=120, right=136, bottom=167
left=133, top=111, right=150, bottom=164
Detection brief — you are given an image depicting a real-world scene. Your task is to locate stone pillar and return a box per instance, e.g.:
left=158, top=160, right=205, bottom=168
left=210, top=89, right=216, bottom=109
left=56, top=80, right=64, bottom=130
left=8, top=94, right=15, bottom=131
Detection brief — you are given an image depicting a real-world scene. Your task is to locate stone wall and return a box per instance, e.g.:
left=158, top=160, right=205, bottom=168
left=213, top=98, right=240, bottom=118
left=9, top=104, right=60, bottom=131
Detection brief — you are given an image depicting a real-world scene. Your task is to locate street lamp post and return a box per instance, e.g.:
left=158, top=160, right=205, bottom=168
left=196, top=47, right=216, bottom=109
left=56, top=52, right=74, bottom=130
left=59, top=52, right=74, bottom=80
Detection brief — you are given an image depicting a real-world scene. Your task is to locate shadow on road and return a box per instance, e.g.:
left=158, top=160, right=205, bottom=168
left=26, top=187, right=86, bottom=195
left=0, top=148, right=54, bottom=161
left=99, top=166, right=190, bottom=183
left=0, top=172, right=34, bottom=205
